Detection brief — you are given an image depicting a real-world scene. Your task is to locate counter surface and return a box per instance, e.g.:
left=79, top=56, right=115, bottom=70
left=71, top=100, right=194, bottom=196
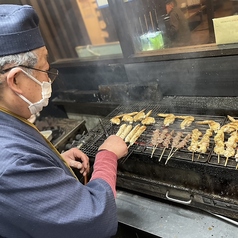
left=116, top=190, right=237, bottom=238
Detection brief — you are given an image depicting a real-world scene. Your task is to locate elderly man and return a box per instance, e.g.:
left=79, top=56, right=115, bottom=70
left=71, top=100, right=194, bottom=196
left=0, top=4, right=127, bottom=238
left=165, top=0, right=191, bottom=47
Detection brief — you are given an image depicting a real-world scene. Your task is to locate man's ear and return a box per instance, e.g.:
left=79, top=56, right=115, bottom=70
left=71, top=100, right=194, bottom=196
left=6, top=68, right=23, bottom=94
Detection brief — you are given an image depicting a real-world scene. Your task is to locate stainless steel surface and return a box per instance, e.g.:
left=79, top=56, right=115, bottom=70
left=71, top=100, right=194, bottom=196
left=116, top=190, right=237, bottom=238
left=35, top=117, right=87, bottom=153
left=165, top=190, right=193, bottom=205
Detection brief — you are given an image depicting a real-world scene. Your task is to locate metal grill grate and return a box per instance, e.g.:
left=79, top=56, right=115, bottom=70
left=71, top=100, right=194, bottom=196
left=78, top=102, right=238, bottom=169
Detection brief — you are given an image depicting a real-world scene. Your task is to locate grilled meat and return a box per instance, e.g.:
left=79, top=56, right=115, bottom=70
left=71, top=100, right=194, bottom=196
left=196, top=120, right=220, bottom=133
left=165, top=133, right=190, bottom=164
left=176, top=115, right=195, bottom=129
left=116, top=124, right=127, bottom=137
left=145, top=110, right=152, bottom=118
left=158, top=113, right=176, bottom=126
left=133, top=109, right=146, bottom=122
left=141, top=116, right=155, bottom=125
left=119, top=124, right=133, bottom=140
left=110, top=111, right=138, bottom=125
left=125, top=124, right=141, bottom=143
left=122, top=114, right=134, bottom=124
left=151, top=129, right=160, bottom=158
left=151, top=129, right=160, bottom=146
left=227, top=115, right=236, bottom=122
left=188, top=129, right=202, bottom=152
left=197, top=129, right=213, bottom=153
left=110, top=117, right=121, bottom=125
left=176, top=133, right=191, bottom=149
left=129, top=125, right=146, bottom=147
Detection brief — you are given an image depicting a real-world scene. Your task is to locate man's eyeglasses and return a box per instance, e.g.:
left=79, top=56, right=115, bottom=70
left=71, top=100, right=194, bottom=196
left=0, top=65, right=59, bottom=82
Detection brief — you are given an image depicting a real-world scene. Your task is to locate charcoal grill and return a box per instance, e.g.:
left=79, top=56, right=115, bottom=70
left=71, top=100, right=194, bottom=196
left=78, top=100, right=238, bottom=221
left=35, top=117, right=88, bottom=152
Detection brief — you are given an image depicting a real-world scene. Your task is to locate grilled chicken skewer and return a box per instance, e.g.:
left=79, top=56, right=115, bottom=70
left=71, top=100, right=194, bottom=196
left=133, top=109, right=146, bottom=122
left=124, top=124, right=141, bottom=143
left=235, top=149, right=238, bottom=169
left=151, top=128, right=168, bottom=158
left=122, top=114, right=134, bottom=124
left=145, top=110, right=152, bottom=118
left=220, top=122, right=238, bottom=133
left=159, top=130, right=174, bottom=162
left=116, top=124, right=127, bottom=137
left=227, top=115, right=237, bottom=122
left=154, top=128, right=169, bottom=161
left=223, top=131, right=238, bottom=166
left=150, top=129, right=160, bottom=158
left=176, top=115, right=195, bottom=129
left=141, top=116, right=155, bottom=125
left=167, top=131, right=183, bottom=159
left=110, top=112, right=138, bottom=125
left=213, top=130, right=225, bottom=164
left=165, top=133, right=191, bottom=164
left=119, top=124, right=133, bottom=140
left=196, top=120, right=220, bottom=133
left=128, top=125, right=147, bottom=148
left=188, top=129, right=202, bottom=161
left=157, top=113, right=176, bottom=126
left=110, top=116, right=121, bottom=125
left=197, top=129, right=213, bottom=154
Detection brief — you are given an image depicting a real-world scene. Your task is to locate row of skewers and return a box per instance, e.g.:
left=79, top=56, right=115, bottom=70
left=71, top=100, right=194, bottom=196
left=150, top=128, right=191, bottom=164
left=116, top=123, right=146, bottom=148
left=111, top=110, right=218, bottom=130
left=112, top=110, right=151, bottom=147
left=110, top=109, right=155, bottom=126
left=110, top=110, right=238, bottom=168
left=149, top=126, right=238, bottom=168
left=110, top=110, right=195, bottom=128
left=149, top=117, right=238, bottom=168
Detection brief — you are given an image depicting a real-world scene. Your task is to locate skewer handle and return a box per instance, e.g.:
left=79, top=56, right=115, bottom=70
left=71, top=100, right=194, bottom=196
left=159, top=147, right=166, bottom=162
left=84, top=175, right=88, bottom=184
left=165, top=148, right=179, bottom=164
left=224, top=157, right=229, bottom=166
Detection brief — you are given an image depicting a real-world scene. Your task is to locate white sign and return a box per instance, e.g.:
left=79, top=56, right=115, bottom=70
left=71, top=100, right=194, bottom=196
left=96, top=0, right=108, bottom=8
left=96, top=0, right=132, bottom=8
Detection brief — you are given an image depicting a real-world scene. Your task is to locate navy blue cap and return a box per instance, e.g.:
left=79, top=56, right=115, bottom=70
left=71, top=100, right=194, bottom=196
left=0, top=4, right=45, bottom=57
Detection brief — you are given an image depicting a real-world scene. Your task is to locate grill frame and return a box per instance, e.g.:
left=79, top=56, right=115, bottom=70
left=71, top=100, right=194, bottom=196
left=79, top=100, right=238, bottom=220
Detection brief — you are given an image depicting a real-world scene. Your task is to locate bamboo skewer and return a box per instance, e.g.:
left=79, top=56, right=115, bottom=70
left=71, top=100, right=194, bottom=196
left=150, top=129, right=160, bottom=158
left=225, top=157, right=229, bottom=166
left=167, top=147, right=174, bottom=159
left=197, top=153, right=201, bottom=160
left=160, top=130, right=174, bottom=162
left=166, top=148, right=179, bottom=162
left=165, top=131, right=184, bottom=164
left=192, top=152, right=195, bottom=162
left=151, top=144, right=158, bottom=158
left=159, top=147, right=166, bottom=162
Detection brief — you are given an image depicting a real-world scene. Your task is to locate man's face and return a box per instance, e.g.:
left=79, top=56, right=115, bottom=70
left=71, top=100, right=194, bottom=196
left=166, top=3, right=173, bottom=14
left=23, top=47, right=50, bottom=104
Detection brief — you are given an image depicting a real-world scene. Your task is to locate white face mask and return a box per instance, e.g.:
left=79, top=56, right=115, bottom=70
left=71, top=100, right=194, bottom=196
left=16, top=69, right=52, bottom=116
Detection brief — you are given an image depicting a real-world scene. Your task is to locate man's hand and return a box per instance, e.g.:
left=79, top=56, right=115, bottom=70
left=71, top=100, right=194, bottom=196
left=98, top=135, right=128, bottom=159
left=61, top=148, right=90, bottom=176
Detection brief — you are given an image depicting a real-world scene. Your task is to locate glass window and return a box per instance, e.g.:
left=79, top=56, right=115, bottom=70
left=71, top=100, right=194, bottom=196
left=15, top=0, right=122, bottom=61
left=119, top=0, right=237, bottom=52
left=6, top=0, right=237, bottom=61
